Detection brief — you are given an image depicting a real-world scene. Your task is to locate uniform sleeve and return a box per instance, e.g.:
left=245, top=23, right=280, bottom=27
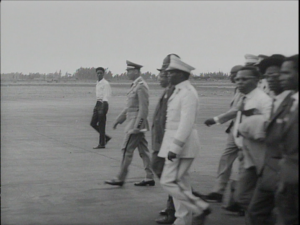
left=134, top=84, right=149, bottom=130
left=171, top=91, right=198, bottom=155
left=115, top=108, right=127, bottom=124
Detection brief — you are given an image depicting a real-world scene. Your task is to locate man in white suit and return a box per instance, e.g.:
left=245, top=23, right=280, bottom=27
left=159, top=56, right=211, bottom=225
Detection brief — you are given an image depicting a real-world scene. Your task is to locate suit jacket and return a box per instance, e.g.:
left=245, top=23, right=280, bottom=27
left=115, top=76, right=149, bottom=133
left=151, top=86, right=173, bottom=152
left=279, top=99, right=298, bottom=185
left=257, top=92, right=294, bottom=191
left=158, top=80, right=200, bottom=158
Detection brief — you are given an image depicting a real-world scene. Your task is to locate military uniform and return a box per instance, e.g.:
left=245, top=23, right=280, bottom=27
left=115, top=75, right=154, bottom=182
left=106, top=61, right=154, bottom=186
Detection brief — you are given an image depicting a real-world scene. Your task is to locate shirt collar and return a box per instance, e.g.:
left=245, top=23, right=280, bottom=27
left=175, top=80, right=190, bottom=89
left=132, top=76, right=142, bottom=86
left=97, top=78, right=106, bottom=83
left=245, top=87, right=258, bottom=99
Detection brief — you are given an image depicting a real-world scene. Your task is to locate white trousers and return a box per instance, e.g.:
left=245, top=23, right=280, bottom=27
left=160, top=158, right=209, bottom=225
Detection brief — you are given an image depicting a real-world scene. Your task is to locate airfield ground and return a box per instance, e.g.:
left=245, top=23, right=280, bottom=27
left=1, top=82, right=244, bottom=225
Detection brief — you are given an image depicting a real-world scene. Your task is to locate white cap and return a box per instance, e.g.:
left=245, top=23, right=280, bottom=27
left=165, top=55, right=195, bottom=73
left=244, top=54, right=259, bottom=65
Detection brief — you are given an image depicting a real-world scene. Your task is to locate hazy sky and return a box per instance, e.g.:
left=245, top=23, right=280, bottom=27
left=1, top=1, right=298, bottom=75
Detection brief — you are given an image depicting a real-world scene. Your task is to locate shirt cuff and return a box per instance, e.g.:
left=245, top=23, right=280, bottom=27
left=214, top=116, right=220, bottom=125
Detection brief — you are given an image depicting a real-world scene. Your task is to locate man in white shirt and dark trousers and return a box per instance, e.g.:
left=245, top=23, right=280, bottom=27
left=232, top=66, right=272, bottom=213
left=90, top=67, right=112, bottom=149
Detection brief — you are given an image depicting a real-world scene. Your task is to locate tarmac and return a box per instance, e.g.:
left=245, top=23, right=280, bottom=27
left=1, top=93, right=245, bottom=225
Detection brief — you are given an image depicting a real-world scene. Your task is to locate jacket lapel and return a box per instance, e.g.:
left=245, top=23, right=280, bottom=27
left=266, top=93, right=293, bottom=130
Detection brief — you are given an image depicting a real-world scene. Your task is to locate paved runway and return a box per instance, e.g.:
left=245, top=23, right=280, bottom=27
left=1, top=89, right=244, bottom=225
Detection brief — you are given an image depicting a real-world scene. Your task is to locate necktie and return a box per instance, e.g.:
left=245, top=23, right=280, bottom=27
left=167, top=86, right=176, bottom=98
left=234, top=96, right=246, bottom=139
left=270, top=98, right=276, bottom=119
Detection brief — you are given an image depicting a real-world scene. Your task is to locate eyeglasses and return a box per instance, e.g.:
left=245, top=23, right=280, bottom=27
left=234, top=77, right=255, bottom=82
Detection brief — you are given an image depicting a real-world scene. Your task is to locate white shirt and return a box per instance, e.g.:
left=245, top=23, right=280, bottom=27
left=233, top=87, right=272, bottom=148
left=96, top=78, right=112, bottom=102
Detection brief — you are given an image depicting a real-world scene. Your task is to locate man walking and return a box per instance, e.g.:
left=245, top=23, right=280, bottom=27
left=204, top=65, right=244, bottom=204
left=151, top=54, right=179, bottom=224
left=105, top=61, right=155, bottom=187
left=90, top=67, right=112, bottom=149
left=159, top=56, right=211, bottom=225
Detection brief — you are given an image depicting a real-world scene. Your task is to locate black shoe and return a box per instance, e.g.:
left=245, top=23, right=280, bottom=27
left=192, top=191, right=208, bottom=202
left=222, top=204, right=245, bottom=216
left=105, top=135, right=111, bottom=144
left=222, top=203, right=241, bottom=212
left=155, top=214, right=176, bottom=224
left=93, top=145, right=105, bottom=149
left=134, top=180, right=155, bottom=186
left=204, top=192, right=223, bottom=203
left=159, top=208, right=168, bottom=216
left=105, top=179, right=124, bottom=187
left=193, top=208, right=212, bottom=225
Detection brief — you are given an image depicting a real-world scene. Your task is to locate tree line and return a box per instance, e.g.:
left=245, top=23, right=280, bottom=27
left=1, top=67, right=229, bottom=82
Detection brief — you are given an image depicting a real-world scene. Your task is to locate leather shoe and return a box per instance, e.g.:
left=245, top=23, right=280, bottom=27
left=134, top=180, right=155, bottom=186
left=192, top=191, right=208, bottom=202
left=93, top=145, right=105, bottom=149
left=105, top=136, right=111, bottom=144
left=193, top=208, right=212, bottom=225
left=203, top=192, right=223, bottom=203
left=155, top=214, right=176, bottom=224
left=105, top=179, right=124, bottom=187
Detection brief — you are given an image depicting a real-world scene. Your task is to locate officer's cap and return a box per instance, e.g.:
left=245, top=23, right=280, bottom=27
left=165, top=55, right=195, bottom=73
left=157, top=54, right=181, bottom=72
left=126, top=60, right=143, bottom=71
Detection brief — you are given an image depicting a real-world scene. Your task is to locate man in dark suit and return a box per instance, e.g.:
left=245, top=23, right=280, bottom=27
left=245, top=54, right=289, bottom=225
left=275, top=54, right=298, bottom=225
left=151, top=54, right=179, bottom=224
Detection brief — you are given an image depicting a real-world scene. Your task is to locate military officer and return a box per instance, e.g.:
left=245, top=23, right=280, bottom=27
left=105, top=61, right=155, bottom=187
left=159, top=56, right=211, bottom=225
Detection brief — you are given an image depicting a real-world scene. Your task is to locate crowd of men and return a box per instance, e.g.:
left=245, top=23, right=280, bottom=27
left=89, top=53, right=298, bottom=225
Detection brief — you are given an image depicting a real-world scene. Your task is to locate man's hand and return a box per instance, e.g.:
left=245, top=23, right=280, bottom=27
left=113, top=122, right=119, bottom=129
left=204, top=118, right=216, bottom=127
left=167, top=151, right=177, bottom=161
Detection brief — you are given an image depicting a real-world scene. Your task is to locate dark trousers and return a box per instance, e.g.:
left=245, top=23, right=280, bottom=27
left=275, top=183, right=299, bottom=225
left=90, top=101, right=109, bottom=146
left=246, top=177, right=276, bottom=225
left=151, top=151, right=175, bottom=213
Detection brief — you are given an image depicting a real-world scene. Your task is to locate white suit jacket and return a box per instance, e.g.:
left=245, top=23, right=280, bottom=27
left=158, top=80, right=201, bottom=158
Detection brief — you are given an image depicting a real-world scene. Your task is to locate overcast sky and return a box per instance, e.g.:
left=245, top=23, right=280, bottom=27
left=1, top=1, right=298, bottom=75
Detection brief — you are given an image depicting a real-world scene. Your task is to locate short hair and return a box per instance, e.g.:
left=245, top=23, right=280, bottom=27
left=284, top=54, right=298, bottom=72
left=238, top=66, right=261, bottom=78
left=96, top=67, right=105, bottom=73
